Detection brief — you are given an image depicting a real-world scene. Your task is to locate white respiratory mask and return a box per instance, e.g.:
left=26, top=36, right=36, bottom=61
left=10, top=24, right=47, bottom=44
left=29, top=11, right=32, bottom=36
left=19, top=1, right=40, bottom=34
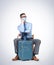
left=22, top=17, right=26, bottom=21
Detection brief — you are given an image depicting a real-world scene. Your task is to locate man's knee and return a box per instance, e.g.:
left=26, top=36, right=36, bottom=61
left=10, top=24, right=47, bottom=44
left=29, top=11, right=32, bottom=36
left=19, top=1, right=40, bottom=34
left=14, top=38, right=18, bottom=42
left=37, top=39, right=41, bottom=44
left=33, top=39, right=41, bottom=44
left=13, top=38, right=21, bottom=43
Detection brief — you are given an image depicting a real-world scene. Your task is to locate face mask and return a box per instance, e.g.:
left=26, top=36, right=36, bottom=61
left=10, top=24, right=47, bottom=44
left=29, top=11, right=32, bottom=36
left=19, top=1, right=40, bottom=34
left=22, top=17, right=26, bottom=21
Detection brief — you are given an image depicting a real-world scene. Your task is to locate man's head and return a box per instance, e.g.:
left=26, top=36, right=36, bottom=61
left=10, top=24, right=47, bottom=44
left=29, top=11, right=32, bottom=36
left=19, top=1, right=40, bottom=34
left=20, top=13, right=27, bottom=22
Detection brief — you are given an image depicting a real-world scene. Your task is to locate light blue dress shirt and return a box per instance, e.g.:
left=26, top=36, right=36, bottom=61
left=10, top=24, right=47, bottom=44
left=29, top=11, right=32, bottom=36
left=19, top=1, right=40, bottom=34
left=18, top=22, right=32, bottom=38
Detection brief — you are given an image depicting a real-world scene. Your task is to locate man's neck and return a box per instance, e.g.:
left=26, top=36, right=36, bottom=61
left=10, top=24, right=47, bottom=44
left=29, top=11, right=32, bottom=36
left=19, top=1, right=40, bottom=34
left=21, top=21, right=26, bottom=24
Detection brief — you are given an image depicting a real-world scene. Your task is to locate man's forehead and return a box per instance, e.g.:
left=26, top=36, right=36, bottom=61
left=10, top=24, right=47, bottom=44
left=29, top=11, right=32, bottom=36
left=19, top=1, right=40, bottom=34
left=22, top=15, right=26, bottom=16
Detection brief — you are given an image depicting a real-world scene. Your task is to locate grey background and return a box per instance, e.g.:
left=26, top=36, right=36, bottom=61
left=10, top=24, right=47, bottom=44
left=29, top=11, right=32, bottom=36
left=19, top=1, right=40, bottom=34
left=0, top=0, right=54, bottom=65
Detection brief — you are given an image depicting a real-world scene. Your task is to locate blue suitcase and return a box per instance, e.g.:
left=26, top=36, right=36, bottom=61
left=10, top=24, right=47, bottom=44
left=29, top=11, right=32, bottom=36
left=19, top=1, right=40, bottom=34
left=18, top=40, right=33, bottom=60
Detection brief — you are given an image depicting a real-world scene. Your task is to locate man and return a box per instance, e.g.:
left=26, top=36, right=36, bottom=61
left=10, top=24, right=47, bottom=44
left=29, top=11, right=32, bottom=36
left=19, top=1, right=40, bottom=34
left=12, top=13, right=41, bottom=61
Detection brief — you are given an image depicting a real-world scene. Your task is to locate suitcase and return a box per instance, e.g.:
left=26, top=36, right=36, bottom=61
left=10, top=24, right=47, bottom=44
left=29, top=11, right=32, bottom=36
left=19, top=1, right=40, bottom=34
left=18, top=40, right=33, bottom=60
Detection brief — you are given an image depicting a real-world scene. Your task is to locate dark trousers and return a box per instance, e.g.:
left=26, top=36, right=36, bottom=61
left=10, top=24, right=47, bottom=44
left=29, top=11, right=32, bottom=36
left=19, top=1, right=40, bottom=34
left=13, top=38, right=41, bottom=55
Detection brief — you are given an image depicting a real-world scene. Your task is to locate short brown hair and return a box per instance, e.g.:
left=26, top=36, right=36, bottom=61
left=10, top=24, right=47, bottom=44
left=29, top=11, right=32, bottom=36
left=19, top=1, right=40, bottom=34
left=20, top=13, right=26, bottom=18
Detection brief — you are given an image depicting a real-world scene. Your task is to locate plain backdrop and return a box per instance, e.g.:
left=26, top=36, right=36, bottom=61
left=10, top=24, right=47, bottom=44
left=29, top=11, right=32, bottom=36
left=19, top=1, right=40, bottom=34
left=0, top=0, right=54, bottom=65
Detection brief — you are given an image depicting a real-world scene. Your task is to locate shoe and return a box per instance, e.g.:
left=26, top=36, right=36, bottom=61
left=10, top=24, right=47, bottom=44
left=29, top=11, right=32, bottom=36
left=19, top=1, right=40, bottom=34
left=12, top=55, right=19, bottom=61
left=32, top=56, right=39, bottom=61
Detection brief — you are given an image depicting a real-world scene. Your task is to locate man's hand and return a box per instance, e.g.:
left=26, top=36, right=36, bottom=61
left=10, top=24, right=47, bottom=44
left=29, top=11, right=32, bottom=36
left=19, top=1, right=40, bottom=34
left=17, top=34, right=21, bottom=38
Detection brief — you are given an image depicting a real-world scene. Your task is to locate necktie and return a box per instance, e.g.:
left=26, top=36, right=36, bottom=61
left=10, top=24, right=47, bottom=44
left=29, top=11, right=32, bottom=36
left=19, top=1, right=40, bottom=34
left=24, top=22, right=27, bottom=40
left=24, top=22, right=26, bottom=32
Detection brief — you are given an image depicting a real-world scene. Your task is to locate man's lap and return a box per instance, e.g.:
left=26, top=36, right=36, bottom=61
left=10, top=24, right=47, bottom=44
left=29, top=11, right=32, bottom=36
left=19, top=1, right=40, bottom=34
left=14, top=38, right=41, bottom=44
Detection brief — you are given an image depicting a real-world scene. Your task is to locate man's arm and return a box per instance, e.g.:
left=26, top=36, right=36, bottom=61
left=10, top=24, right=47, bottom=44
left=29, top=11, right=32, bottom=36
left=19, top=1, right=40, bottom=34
left=18, top=23, right=32, bottom=34
left=25, top=23, right=32, bottom=33
left=18, top=24, right=24, bottom=32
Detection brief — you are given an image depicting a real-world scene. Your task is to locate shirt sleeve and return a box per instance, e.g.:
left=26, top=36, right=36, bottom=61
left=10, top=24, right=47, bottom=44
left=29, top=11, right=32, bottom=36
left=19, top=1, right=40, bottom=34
left=18, top=24, right=24, bottom=32
left=25, top=23, right=32, bottom=33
